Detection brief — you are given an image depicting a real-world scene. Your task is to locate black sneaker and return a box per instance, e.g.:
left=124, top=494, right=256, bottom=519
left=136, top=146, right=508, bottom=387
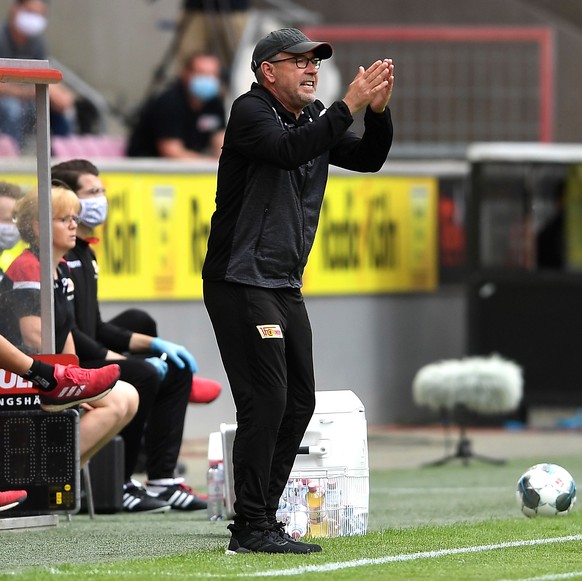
left=225, top=524, right=311, bottom=555
left=147, top=481, right=207, bottom=511
left=122, top=480, right=171, bottom=513
left=272, top=521, right=322, bottom=552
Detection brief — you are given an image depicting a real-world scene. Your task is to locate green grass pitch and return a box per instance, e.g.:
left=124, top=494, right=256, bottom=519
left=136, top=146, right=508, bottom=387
left=1, top=455, right=582, bottom=580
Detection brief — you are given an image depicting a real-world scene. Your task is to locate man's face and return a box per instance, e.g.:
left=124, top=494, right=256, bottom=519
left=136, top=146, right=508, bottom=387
left=188, top=55, right=221, bottom=80
left=0, top=195, right=16, bottom=225
left=266, top=52, right=319, bottom=115
left=76, top=173, right=106, bottom=201
left=184, top=55, right=221, bottom=103
left=12, top=0, right=48, bottom=37
left=18, top=0, right=47, bottom=15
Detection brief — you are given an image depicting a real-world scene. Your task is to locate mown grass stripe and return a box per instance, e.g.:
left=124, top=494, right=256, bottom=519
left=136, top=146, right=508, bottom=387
left=43, top=534, right=582, bottom=578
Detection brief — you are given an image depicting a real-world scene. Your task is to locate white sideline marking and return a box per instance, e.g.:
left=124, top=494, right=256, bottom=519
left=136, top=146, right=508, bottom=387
left=373, top=486, right=508, bottom=493
left=38, top=534, right=582, bottom=578
left=244, top=534, right=582, bottom=578
left=500, top=573, right=582, bottom=581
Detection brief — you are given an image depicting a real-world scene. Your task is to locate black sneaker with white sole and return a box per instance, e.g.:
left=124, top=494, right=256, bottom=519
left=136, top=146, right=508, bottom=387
left=225, top=524, right=311, bottom=554
left=122, top=480, right=171, bottom=513
left=146, top=481, right=207, bottom=511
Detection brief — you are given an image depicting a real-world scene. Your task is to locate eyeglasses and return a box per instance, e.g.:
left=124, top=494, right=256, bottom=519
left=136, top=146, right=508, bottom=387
left=268, top=56, right=321, bottom=70
left=80, top=187, right=106, bottom=195
left=53, top=215, right=80, bottom=226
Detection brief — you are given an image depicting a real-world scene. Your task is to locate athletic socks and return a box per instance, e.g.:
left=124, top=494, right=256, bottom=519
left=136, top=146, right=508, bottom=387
left=23, top=359, right=57, bottom=391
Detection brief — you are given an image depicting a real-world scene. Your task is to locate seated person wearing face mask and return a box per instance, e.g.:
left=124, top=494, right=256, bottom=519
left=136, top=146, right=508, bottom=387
left=127, top=51, right=226, bottom=160
left=51, top=162, right=208, bottom=513
left=0, top=181, right=24, bottom=280
left=0, top=0, right=75, bottom=148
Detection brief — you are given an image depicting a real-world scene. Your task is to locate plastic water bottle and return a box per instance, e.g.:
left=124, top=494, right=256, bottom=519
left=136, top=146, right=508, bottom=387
left=306, top=482, right=328, bottom=538
left=343, top=509, right=367, bottom=536
left=207, top=462, right=224, bottom=521
left=287, top=507, right=309, bottom=539
left=285, top=479, right=302, bottom=505
left=325, top=479, right=342, bottom=536
left=276, top=499, right=291, bottom=524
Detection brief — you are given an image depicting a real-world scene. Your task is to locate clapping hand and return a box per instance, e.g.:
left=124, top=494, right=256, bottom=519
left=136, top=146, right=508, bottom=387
left=369, top=59, right=394, bottom=113
left=342, top=59, right=394, bottom=115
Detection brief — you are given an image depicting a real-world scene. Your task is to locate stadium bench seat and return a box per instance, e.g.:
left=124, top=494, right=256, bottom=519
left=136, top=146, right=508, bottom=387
left=51, top=135, right=127, bottom=159
left=0, top=133, right=20, bottom=157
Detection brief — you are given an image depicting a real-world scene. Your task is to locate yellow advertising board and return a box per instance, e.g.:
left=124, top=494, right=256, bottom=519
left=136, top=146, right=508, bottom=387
left=91, top=172, right=217, bottom=300
left=304, top=175, right=437, bottom=294
left=0, top=171, right=437, bottom=299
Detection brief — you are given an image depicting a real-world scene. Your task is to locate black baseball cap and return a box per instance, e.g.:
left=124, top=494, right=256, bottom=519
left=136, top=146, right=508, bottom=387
left=251, top=28, right=333, bottom=73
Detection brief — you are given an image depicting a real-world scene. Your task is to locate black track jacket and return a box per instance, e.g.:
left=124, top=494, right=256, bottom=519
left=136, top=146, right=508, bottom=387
left=202, top=82, right=393, bottom=289
left=66, top=238, right=132, bottom=361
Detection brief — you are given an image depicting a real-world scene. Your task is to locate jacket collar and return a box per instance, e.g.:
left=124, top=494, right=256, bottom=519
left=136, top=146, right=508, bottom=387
left=251, top=82, right=315, bottom=125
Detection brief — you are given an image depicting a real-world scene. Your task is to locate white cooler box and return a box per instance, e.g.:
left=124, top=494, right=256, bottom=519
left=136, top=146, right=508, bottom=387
left=215, top=389, right=369, bottom=538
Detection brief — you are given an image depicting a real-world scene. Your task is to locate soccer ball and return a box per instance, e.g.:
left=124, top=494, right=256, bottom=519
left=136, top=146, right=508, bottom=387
left=516, top=463, right=576, bottom=518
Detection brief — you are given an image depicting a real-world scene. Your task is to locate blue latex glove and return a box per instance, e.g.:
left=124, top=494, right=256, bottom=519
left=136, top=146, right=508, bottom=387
left=145, top=356, right=169, bottom=381
left=151, top=337, right=198, bottom=373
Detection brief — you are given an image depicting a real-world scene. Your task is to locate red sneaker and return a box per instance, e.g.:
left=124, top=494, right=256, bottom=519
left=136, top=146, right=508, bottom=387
left=39, top=364, right=121, bottom=412
left=0, top=490, right=27, bottom=512
left=189, top=376, right=221, bottom=404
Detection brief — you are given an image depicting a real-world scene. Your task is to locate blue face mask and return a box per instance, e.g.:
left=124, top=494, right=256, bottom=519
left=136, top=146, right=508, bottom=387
left=189, top=75, right=220, bottom=101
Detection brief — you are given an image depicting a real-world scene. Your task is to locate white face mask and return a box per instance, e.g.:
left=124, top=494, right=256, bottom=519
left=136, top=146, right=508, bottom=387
left=79, top=197, right=108, bottom=229
left=14, top=11, right=47, bottom=37
left=0, top=223, right=20, bottom=250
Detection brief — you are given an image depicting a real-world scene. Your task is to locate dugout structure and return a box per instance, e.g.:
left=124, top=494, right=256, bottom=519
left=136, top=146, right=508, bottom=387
left=467, top=143, right=582, bottom=420
left=0, top=58, right=62, bottom=353
left=0, top=60, right=81, bottom=526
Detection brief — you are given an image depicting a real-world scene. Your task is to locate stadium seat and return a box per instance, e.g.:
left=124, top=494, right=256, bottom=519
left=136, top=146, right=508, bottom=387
left=51, top=135, right=127, bottom=159
left=0, top=133, right=20, bottom=157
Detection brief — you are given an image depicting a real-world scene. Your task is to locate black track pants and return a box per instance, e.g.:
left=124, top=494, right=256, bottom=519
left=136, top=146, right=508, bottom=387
left=204, top=280, right=316, bottom=529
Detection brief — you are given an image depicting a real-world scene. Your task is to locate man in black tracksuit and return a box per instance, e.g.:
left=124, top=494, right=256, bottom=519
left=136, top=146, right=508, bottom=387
left=202, top=28, right=394, bottom=553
